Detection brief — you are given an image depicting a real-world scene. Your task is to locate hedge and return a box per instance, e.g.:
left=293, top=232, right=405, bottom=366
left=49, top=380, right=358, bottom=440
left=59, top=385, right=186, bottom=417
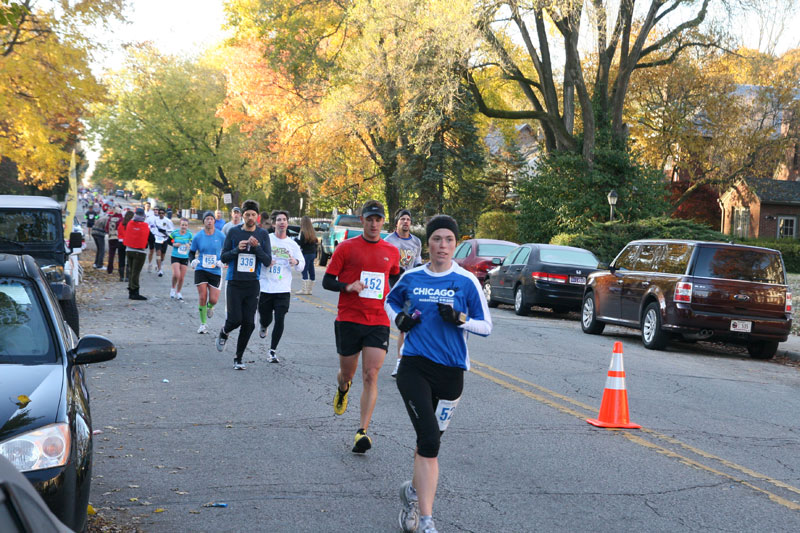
left=550, top=217, right=727, bottom=264
left=476, top=211, right=518, bottom=242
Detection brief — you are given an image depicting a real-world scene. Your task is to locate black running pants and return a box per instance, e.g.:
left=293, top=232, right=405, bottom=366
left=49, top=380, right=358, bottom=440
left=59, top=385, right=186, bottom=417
left=224, top=280, right=260, bottom=357
left=258, top=292, right=291, bottom=351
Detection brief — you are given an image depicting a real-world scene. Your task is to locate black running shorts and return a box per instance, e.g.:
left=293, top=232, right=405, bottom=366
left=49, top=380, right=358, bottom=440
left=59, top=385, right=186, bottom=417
left=147, top=232, right=156, bottom=249
left=334, top=320, right=390, bottom=356
left=194, top=269, right=221, bottom=288
left=171, top=256, right=189, bottom=266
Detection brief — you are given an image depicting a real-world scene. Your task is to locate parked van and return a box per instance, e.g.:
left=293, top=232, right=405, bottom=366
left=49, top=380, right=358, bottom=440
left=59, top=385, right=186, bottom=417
left=581, top=240, right=791, bottom=359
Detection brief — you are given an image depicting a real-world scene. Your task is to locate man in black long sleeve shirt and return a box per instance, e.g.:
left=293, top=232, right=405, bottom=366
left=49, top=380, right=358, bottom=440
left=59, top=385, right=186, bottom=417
left=216, top=200, right=272, bottom=369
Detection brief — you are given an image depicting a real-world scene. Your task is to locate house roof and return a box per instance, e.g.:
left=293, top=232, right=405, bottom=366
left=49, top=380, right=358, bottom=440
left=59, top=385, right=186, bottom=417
left=742, top=177, right=800, bottom=205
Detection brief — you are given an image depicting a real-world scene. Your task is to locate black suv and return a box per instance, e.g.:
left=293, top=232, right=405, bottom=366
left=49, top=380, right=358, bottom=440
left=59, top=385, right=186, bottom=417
left=581, top=240, right=791, bottom=359
left=0, top=195, right=80, bottom=334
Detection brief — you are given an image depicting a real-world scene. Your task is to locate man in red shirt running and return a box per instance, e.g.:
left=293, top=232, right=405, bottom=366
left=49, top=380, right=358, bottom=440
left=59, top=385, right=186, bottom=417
left=323, top=200, right=400, bottom=453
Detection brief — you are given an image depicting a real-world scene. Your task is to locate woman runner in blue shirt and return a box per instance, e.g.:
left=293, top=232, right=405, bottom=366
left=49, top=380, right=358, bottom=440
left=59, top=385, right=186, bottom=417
left=169, top=218, right=193, bottom=300
left=385, top=215, right=492, bottom=533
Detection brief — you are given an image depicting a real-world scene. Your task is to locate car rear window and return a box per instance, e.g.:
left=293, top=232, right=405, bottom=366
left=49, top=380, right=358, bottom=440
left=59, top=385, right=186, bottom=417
left=337, top=216, right=363, bottom=228
left=0, top=278, right=56, bottom=364
left=477, top=244, right=517, bottom=258
left=539, top=248, right=598, bottom=267
left=691, top=247, right=785, bottom=284
left=0, top=210, right=59, bottom=243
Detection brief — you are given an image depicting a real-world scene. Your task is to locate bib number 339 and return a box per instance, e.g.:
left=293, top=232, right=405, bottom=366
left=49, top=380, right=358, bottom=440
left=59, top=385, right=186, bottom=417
left=435, top=397, right=461, bottom=431
left=237, top=253, right=256, bottom=273
left=359, top=271, right=384, bottom=299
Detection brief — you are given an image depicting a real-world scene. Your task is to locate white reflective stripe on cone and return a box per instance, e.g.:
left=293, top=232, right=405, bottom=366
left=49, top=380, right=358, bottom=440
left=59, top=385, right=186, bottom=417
left=603, top=376, right=626, bottom=390
left=608, top=354, right=624, bottom=372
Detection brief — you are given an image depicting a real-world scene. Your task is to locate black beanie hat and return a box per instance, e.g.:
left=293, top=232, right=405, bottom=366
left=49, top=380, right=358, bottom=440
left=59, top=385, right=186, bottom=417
left=241, top=199, right=260, bottom=214
left=394, top=208, right=412, bottom=223
left=425, top=215, right=459, bottom=241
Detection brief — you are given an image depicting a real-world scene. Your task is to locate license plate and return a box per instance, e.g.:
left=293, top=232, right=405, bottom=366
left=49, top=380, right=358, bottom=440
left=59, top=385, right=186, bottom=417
left=730, top=320, right=752, bottom=333
left=569, top=276, right=586, bottom=285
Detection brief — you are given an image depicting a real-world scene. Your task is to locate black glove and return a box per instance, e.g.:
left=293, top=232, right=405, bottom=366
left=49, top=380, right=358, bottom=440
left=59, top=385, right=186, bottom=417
left=438, top=303, right=467, bottom=325
left=395, top=311, right=420, bottom=332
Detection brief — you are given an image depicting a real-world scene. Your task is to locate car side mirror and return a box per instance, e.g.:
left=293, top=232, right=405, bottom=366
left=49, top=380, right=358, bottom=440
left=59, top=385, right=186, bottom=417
left=491, top=258, right=501, bottom=265
left=72, top=335, right=116, bottom=365
left=68, top=231, right=82, bottom=250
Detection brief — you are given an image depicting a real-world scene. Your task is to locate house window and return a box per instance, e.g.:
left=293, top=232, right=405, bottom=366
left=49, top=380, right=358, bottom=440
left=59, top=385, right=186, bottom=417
left=732, top=207, right=750, bottom=239
left=778, top=216, right=797, bottom=239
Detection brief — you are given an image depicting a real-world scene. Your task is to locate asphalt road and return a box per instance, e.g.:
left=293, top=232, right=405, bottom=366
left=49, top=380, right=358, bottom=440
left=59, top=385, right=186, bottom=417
left=80, top=249, right=800, bottom=532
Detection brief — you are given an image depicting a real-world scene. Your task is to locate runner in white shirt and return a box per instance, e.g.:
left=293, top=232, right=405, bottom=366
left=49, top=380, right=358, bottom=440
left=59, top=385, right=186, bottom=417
left=257, top=210, right=305, bottom=363
left=150, top=207, right=175, bottom=277
left=143, top=201, right=158, bottom=272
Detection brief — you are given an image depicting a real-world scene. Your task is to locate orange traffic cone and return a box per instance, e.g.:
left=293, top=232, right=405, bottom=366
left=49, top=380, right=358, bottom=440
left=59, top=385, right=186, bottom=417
left=587, top=341, right=641, bottom=429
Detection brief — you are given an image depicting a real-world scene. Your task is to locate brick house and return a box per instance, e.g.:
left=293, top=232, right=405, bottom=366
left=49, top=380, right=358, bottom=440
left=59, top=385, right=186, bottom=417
left=719, top=177, right=800, bottom=239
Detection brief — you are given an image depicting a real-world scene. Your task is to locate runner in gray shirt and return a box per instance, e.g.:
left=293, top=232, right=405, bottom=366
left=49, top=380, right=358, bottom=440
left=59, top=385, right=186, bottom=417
left=384, top=208, right=423, bottom=377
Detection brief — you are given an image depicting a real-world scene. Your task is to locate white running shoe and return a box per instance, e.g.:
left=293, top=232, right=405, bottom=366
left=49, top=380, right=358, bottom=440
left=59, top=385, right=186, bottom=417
left=147, top=263, right=153, bottom=272
left=398, top=481, right=419, bottom=533
left=170, top=288, right=176, bottom=298
left=268, top=350, right=279, bottom=363
left=197, top=323, right=208, bottom=334
left=206, top=305, right=214, bottom=318
left=391, top=357, right=401, bottom=378
left=157, top=269, right=164, bottom=277
left=176, top=292, right=183, bottom=300
left=419, top=517, right=438, bottom=533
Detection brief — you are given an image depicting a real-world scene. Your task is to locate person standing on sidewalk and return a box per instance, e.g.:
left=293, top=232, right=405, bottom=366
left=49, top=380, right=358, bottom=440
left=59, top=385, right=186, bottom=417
left=105, top=206, right=124, bottom=276
left=169, top=218, right=193, bottom=300
left=258, top=210, right=304, bottom=363
left=124, top=208, right=151, bottom=300
left=217, top=200, right=271, bottom=370
left=385, top=215, right=492, bottom=533
left=91, top=208, right=109, bottom=270
left=189, top=212, right=225, bottom=334
left=384, top=208, right=423, bottom=377
left=323, top=200, right=400, bottom=454
left=117, top=211, right=133, bottom=282
left=295, top=216, right=318, bottom=295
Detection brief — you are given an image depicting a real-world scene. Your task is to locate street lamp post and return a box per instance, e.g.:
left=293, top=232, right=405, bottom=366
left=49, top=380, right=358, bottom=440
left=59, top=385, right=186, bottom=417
left=607, top=190, right=618, bottom=221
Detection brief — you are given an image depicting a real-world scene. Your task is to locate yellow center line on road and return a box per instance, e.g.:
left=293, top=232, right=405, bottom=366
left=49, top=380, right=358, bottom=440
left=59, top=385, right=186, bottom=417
left=472, top=361, right=800, bottom=511
left=300, top=293, right=800, bottom=510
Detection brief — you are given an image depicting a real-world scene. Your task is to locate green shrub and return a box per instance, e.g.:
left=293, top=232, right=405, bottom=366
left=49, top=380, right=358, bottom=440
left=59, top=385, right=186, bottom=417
left=476, top=210, right=518, bottom=242
left=737, top=239, right=800, bottom=274
left=551, top=217, right=727, bottom=264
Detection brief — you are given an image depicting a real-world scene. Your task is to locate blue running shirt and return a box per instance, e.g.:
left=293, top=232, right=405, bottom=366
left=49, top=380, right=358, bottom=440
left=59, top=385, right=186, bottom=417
left=385, top=262, right=492, bottom=370
left=170, top=230, right=193, bottom=258
left=190, top=230, right=226, bottom=275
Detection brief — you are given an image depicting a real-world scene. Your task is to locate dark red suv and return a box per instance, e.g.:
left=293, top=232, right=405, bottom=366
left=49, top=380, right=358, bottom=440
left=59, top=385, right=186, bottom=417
left=581, top=240, right=792, bottom=359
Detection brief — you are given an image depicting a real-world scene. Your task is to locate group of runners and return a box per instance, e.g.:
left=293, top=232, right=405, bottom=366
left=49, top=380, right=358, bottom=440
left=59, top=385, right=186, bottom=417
left=129, top=197, right=493, bottom=533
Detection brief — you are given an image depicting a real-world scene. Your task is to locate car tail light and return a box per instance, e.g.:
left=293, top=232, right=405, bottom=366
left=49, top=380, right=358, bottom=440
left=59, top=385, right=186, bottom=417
left=531, top=272, right=568, bottom=283
left=786, top=290, right=792, bottom=313
left=475, top=260, right=494, bottom=273
left=343, top=229, right=349, bottom=240
left=674, top=282, right=692, bottom=303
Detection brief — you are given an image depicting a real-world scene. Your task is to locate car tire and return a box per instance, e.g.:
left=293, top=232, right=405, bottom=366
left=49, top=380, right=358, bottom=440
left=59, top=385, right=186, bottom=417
left=484, top=280, right=499, bottom=308
left=514, top=285, right=529, bottom=316
left=641, top=302, right=668, bottom=350
left=747, top=340, right=779, bottom=360
left=317, top=245, right=329, bottom=267
left=61, top=296, right=80, bottom=336
left=581, top=292, right=605, bottom=334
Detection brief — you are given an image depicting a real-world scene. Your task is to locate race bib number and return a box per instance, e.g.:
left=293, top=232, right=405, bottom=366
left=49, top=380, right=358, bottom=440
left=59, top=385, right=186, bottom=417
left=268, top=264, right=283, bottom=277
left=202, top=254, right=217, bottom=269
left=435, top=397, right=461, bottom=432
left=237, top=253, right=256, bottom=273
left=359, top=271, right=384, bottom=299
left=178, top=244, right=189, bottom=255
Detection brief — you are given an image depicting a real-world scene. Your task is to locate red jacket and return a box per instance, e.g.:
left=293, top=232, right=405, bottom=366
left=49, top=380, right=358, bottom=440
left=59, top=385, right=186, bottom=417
left=123, top=220, right=150, bottom=249
left=117, top=220, right=127, bottom=242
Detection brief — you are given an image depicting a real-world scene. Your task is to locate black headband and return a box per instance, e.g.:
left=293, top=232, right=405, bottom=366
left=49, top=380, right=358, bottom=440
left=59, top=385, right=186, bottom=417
left=425, top=215, right=459, bottom=241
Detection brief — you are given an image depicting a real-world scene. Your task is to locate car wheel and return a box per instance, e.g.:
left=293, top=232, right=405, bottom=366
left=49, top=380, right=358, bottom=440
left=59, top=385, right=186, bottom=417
left=514, top=285, right=529, bottom=316
left=61, top=296, right=80, bottom=336
left=641, top=302, right=668, bottom=350
left=317, top=246, right=329, bottom=267
left=581, top=293, right=605, bottom=334
left=484, top=280, right=499, bottom=308
left=747, top=340, right=778, bottom=360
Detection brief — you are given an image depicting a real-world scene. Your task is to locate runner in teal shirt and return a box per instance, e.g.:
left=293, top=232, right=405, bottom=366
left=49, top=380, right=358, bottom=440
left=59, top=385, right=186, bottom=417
left=168, top=218, right=193, bottom=300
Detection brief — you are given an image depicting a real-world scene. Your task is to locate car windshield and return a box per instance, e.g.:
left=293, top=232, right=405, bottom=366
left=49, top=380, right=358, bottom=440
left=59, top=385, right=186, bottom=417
left=477, top=243, right=516, bottom=258
left=692, top=247, right=785, bottom=284
left=0, top=278, right=56, bottom=364
left=0, top=210, right=59, bottom=243
left=540, top=248, right=599, bottom=267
